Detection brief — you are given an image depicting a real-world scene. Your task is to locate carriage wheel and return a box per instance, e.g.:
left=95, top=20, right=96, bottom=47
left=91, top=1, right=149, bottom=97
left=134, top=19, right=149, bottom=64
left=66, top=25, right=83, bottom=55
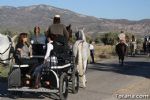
left=59, top=73, right=68, bottom=100
left=71, top=69, right=79, bottom=94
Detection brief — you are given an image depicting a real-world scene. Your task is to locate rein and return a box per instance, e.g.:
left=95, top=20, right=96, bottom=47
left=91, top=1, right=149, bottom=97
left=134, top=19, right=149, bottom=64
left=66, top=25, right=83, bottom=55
left=0, top=43, right=12, bottom=55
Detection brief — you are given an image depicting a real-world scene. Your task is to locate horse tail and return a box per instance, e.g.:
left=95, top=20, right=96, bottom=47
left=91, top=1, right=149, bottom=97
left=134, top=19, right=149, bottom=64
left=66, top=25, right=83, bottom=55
left=77, top=43, right=84, bottom=76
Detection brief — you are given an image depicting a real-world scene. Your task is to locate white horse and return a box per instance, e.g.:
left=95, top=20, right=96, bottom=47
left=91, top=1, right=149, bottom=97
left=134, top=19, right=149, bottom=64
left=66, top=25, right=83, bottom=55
left=0, top=33, right=16, bottom=65
left=73, top=29, right=90, bottom=88
left=129, top=40, right=137, bottom=56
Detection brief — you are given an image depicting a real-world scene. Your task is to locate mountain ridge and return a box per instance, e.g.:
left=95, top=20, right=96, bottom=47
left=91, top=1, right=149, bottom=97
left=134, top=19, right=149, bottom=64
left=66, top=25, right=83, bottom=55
left=0, top=4, right=150, bottom=36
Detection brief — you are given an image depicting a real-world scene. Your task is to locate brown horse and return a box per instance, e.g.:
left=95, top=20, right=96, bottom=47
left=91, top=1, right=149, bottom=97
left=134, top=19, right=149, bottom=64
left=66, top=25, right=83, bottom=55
left=66, top=24, right=72, bottom=41
left=115, top=41, right=127, bottom=66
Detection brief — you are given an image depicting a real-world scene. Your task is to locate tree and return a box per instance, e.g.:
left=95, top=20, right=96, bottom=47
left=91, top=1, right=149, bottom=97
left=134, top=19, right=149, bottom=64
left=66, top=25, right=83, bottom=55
left=101, top=32, right=118, bottom=45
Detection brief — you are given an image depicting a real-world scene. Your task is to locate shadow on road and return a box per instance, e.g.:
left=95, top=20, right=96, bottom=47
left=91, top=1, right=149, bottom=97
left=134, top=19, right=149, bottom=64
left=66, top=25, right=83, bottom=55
left=89, top=58, right=150, bottom=79
left=0, top=77, right=57, bottom=99
left=0, top=78, right=8, bottom=98
left=0, top=76, right=74, bottom=100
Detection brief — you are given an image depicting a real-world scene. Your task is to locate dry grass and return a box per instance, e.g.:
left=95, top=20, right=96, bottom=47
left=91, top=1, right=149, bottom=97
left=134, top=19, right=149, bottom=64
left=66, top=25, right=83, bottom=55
left=94, top=44, right=116, bottom=61
left=0, top=64, right=9, bottom=78
left=0, top=44, right=116, bottom=77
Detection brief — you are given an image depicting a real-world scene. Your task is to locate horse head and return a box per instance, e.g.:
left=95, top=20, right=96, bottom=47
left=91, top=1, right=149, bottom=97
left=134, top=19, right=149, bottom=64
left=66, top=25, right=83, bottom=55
left=0, top=33, right=16, bottom=64
left=66, top=24, right=72, bottom=39
left=75, top=28, right=86, bottom=42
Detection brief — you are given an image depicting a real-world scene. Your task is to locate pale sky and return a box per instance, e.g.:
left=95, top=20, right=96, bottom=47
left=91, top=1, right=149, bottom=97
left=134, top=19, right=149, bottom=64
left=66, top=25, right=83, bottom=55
left=0, top=0, right=150, bottom=20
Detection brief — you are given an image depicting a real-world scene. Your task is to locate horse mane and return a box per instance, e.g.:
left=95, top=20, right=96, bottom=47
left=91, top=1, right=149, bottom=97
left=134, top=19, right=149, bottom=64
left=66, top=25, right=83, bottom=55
left=80, top=30, right=86, bottom=42
left=75, top=29, right=86, bottom=42
left=66, top=24, right=72, bottom=39
left=0, top=33, right=5, bottom=38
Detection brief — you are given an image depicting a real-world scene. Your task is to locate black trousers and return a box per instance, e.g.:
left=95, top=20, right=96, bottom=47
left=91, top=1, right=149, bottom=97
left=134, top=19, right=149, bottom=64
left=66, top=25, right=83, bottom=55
left=90, top=50, right=95, bottom=63
left=20, top=58, right=38, bottom=77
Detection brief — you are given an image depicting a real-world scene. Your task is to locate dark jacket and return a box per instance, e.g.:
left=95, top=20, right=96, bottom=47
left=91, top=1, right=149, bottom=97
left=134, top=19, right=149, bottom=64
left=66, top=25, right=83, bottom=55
left=47, top=24, right=69, bottom=41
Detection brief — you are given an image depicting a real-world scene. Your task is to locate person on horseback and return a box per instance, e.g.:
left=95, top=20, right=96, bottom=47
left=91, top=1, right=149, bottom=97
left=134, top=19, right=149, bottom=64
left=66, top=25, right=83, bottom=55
left=143, top=37, right=148, bottom=54
left=147, top=36, right=150, bottom=57
left=116, top=31, right=127, bottom=66
left=130, top=35, right=137, bottom=56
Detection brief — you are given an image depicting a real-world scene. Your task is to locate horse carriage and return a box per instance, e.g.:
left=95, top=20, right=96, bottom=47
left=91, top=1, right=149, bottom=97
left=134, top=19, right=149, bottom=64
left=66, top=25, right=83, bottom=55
left=0, top=28, right=89, bottom=100
left=7, top=39, right=79, bottom=100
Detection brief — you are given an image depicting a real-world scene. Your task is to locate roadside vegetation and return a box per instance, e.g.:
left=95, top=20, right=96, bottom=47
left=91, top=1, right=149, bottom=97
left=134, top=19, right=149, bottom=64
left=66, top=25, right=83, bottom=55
left=94, top=44, right=116, bottom=61
left=0, top=30, right=144, bottom=77
left=0, top=64, right=9, bottom=78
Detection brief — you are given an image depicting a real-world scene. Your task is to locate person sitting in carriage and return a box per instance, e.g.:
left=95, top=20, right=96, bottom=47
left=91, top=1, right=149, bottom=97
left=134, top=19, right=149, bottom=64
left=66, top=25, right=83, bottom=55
left=30, top=26, right=46, bottom=58
left=14, top=33, right=38, bottom=84
left=31, top=26, right=46, bottom=44
left=32, top=34, right=54, bottom=88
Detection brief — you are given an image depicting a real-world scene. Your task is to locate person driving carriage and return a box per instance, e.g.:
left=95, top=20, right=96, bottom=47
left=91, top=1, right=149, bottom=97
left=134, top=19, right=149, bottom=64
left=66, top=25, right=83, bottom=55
left=32, top=15, right=70, bottom=88
left=47, top=15, right=69, bottom=45
left=47, top=15, right=71, bottom=64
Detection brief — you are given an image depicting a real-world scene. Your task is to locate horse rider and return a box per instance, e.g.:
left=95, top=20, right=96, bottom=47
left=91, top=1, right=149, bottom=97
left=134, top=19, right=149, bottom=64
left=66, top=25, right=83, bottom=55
left=131, top=35, right=137, bottom=55
left=143, top=37, right=148, bottom=54
left=147, top=36, right=150, bottom=57
left=116, top=31, right=127, bottom=65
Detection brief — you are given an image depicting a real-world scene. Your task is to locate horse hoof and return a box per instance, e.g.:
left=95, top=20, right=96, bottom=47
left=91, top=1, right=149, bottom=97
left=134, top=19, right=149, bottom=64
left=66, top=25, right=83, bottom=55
left=80, top=84, right=86, bottom=88
left=80, top=86, right=86, bottom=89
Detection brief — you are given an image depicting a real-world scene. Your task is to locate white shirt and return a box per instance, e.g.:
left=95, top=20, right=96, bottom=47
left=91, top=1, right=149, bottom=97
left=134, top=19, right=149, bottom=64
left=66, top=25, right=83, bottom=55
left=89, top=44, right=94, bottom=50
left=44, top=41, right=53, bottom=61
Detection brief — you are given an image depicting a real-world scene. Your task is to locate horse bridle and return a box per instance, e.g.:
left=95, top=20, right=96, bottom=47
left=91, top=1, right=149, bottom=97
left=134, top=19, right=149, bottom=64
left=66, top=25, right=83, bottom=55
left=0, top=36, right=13, bottom=61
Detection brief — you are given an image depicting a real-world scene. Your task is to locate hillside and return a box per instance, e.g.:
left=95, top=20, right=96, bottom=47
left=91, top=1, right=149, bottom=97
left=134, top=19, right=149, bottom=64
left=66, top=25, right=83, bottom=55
left=0, top=4, right=150, bottom=36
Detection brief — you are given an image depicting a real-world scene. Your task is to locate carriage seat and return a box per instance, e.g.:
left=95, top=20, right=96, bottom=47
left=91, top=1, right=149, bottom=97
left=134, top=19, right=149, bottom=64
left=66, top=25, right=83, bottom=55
left=51, top=41, right=71, bottom=65
left=12, top=64, right=29, bottom=68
